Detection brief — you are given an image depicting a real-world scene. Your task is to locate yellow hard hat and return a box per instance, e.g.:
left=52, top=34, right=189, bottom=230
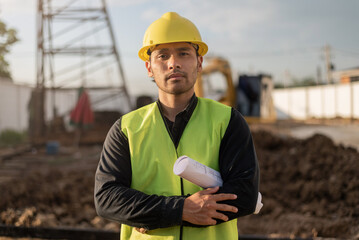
left=138, top=12, right=208, bottom=61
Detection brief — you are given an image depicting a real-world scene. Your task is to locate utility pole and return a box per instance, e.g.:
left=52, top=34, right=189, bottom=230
left=324, top=44, right=334, bottom=84
left=323, top=44, right=340, bottom=118
left=316, top=65, right=322, bottom=85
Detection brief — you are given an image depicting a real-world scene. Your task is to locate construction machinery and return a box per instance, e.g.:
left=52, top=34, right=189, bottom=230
left=194, top=57, right=276, bottom=122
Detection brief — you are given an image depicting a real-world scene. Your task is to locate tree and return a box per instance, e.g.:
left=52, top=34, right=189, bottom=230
left=0, top=18, right=19, bottom=80
left=291, top=76, right=317, bottom=87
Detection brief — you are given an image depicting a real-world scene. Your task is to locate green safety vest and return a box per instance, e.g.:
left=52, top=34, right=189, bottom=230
left=120, top=97, right=237, bottom=240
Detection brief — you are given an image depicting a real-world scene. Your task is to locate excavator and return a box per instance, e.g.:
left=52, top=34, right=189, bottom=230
left=194, top=57, right=276, bottom=123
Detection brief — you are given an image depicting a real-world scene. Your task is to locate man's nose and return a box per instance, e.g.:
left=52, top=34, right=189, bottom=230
left=168, top=55, right=181, bottom=69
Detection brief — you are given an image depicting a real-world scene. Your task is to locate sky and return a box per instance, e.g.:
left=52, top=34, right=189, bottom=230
left=0, top=0, right=359, bottom=96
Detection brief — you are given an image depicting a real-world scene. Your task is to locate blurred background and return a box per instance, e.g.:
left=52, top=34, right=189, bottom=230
left=0, top=0, right=358, bottom=239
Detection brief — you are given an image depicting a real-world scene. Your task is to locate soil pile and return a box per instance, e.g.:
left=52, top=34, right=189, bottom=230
left=0, top=129, right=358, bottom=238
left=0, top=166, right=116, bottom=231
left=237, top=130, right=359, bottom=238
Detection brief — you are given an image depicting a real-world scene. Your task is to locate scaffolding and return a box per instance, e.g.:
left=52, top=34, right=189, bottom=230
left=34, top=0, right=132, bottom=137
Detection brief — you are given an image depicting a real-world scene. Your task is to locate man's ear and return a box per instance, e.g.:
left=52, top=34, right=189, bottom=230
left=197, top=56, right=203, bottom=72
left=145, top=61, right=153, bottom=77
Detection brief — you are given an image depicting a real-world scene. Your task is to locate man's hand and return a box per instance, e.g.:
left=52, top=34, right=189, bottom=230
left=182, top=186, right=238, bottom=225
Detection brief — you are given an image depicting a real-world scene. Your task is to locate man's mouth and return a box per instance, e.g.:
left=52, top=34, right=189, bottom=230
left=167, top=71, right=186, bottom=80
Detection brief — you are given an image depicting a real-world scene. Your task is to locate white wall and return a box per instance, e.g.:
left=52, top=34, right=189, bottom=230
left=354, top=84, right=359, bottom=118
left=0, top=81, right=32, bottom=132
left=0, top=81, right=133, bottom=132
left=273, top=81, right=359, bottom=120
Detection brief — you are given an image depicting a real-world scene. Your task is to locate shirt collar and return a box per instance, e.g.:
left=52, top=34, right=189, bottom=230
left=156, top=94, right=198, bottom=122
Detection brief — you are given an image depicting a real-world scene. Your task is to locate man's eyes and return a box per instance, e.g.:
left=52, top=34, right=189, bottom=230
left=179, top=52, right=190, bottom=56
left=156, top=52, right=190, bottom=59
left=158, top=54, right=168, bottom=59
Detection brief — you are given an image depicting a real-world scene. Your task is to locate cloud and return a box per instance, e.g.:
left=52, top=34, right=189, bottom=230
left=162, top=0, right=276, bottom=42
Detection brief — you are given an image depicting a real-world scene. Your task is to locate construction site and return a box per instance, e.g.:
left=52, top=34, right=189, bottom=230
left=1, top=0, right=359, bottom=239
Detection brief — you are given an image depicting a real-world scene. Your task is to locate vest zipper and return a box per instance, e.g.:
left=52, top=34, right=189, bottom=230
left=179, top=178, right=184, bottom=240
left=157, top=103, right=184, bottom=240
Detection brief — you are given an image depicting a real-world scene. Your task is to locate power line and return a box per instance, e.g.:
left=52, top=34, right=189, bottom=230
left=332, top=48, right=359, bottom=57
left=217, top=47, right=322, bottom=58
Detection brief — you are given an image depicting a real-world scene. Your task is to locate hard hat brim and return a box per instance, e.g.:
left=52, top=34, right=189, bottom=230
left=138, top=41, right=208, bottom=61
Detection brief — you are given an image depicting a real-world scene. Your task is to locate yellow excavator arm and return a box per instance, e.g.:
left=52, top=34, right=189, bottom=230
left=195, top=57, right=236, bottom=108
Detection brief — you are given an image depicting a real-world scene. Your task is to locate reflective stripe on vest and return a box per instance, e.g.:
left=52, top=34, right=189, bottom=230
left=120, top=97, right=237, bottom=240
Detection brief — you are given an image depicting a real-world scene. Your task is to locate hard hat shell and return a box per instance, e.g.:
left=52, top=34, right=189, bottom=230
left=138, top=12, right=208, bottom=61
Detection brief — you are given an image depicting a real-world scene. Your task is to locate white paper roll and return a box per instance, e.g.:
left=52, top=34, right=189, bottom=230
left=173, top=155, right=223, bottom=188
left=173, top=155, right=263, bottom=214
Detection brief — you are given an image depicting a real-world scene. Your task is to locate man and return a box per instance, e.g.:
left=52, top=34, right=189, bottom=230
left=95, top=12, right=259, bottom=240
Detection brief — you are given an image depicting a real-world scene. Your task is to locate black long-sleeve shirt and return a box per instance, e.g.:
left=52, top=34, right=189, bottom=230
left=94, top=96, right=259, bottom=230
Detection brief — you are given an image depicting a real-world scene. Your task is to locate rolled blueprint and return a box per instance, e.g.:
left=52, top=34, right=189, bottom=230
left=173, top=155, right=223, bottom=188
left=173, top=155, right=263, bottom=214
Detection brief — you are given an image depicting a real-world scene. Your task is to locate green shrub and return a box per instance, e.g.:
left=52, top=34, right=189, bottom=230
left=0, top=129, right=27, bottom=147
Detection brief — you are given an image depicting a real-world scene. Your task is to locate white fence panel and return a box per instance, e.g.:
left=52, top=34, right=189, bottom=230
left=353, top=84, right=359, bottom=118
left=272, top=89, right=290, bottom=119
left=273, top=82, right=359, bottom=120
left=336, top=84, right=351, bottom=118
left=322, top=86, right=336, bottom=118
left=0, top=81, right=32, bottom=132
left=307, top=87, right=323, bottom=118
left=289, top=88, right=307, bottom=119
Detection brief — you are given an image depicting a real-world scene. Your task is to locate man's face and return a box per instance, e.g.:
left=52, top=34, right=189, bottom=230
left=145, top=42, right=203, bottom=96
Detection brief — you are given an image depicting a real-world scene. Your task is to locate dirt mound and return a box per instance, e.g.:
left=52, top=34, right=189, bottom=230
left=237, top=130, right=359, bottom=238
left=0, top=147, right=119, bottom=231
left=0, top=169, right=115, bottom=230
left=0, top=129, right=358, bottom=238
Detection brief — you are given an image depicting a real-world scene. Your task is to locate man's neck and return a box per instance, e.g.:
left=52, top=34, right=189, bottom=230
left=158, top=91, right=193, bottom=122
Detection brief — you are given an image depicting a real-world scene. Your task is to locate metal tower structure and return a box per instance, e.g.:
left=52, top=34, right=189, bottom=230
left=34, top=0, right=132, bottom=137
